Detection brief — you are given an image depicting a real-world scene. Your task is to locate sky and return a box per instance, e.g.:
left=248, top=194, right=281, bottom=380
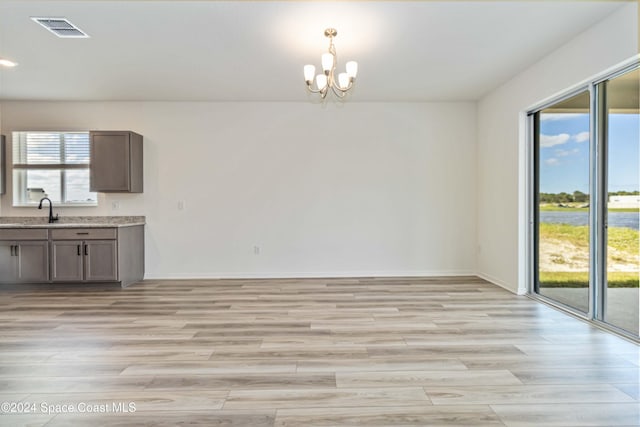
left=539, top=113, right=639, bottom=194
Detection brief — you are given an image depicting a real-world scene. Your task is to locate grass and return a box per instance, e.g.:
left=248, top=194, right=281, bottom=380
left=539, top=205, right=588, bottom=212
left=539, top=222, right=589, bottom=249
left=539, top=222, right=639, bottom=253
left=539, top=223, right=639, bottom=288
left=607, top=226, right=640, bottom=254
left=607, top=208, right=638, bottom=213
left=539, top=271, right=639, bottom=288
left=539, top=204, right=639, bottom=213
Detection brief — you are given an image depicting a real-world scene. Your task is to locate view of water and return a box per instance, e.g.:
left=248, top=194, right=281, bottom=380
left=540, top=211, right=639, bottom=230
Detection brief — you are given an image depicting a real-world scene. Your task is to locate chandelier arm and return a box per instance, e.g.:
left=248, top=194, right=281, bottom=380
left=305, top=84, right=324, bottom=94
left=326, top=38, right=353, bottom=97
left=327, top=76, right=355, bottom=97
left=331, top=79, right=354, bottom=93
left=330, top=85, right=348, bottom=98
left=305, top=79, right=334, bottom=95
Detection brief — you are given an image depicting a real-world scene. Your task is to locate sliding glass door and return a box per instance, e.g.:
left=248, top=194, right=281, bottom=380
left=532, top=62, right=639, bottom=340
left=603, top=68, right=639, bottom=336
left=534, top=90, right=591, bottom=314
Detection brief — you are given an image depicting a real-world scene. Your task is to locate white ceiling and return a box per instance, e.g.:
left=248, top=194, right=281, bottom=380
left=0, top=1, right=630, bottom=102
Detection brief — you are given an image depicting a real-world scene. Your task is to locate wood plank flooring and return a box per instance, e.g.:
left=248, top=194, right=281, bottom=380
left=0, top=276, right=638, bottom=426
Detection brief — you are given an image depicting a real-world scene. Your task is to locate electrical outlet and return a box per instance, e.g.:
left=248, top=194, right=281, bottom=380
left=178, top=200, right=186, bottom=211
left=253, top=245, right=261, bottom=255
left=111, top=201, right=120, bottom=210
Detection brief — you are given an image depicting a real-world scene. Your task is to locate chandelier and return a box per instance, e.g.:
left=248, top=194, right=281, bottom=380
left=303, top=28, right=358, bottom=99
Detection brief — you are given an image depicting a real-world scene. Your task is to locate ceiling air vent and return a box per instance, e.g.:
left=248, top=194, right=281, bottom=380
left=31, top=17, right=89, bottom=38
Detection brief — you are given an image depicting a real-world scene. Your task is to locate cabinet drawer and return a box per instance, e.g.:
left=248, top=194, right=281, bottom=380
left=50, top=228, right=116, bottom=240
left=0, top=229, right=48, bottom=240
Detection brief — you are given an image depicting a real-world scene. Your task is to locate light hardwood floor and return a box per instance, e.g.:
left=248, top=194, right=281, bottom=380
left=0, top=277, right=638, bottom=426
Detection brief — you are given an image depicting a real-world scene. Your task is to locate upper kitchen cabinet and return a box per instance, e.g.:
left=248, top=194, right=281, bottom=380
left=90, top=131, right=143, bottom=193
left=0, top=135, right=6, bottom=195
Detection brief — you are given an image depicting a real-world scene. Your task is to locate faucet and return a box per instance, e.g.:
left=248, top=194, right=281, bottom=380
left=38, top=197, right=59, bottom=223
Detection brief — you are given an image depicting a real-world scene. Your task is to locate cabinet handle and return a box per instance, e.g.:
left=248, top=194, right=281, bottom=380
left=77, top=244, right=82, bottom=256
left=10, top=245, right=14, bottom=256
left=84, top=244, right=88, bottom=256
left=76, top=232, right=90, bottom=235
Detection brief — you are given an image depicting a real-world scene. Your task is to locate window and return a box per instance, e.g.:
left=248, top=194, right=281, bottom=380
left=12, top=131, right=97, bottom=206
left=533, top=90, right=591, bottom=314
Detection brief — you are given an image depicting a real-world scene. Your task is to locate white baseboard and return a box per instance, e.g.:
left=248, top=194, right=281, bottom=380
left=144, top=270, right=477, bottom=280
left=477, top=272, right=524, bottom=295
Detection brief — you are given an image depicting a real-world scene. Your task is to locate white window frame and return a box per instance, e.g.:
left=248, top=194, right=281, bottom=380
left=12, top=131, right=98, bottom=207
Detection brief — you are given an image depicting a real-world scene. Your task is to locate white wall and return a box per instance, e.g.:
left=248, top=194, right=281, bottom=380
left=0, top=101, right=477, bottom=279
left=477, top=3, right=638, bottom=293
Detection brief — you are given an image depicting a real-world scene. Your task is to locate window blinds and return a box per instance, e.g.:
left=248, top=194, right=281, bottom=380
left=13, top=132, right=90, bottom=166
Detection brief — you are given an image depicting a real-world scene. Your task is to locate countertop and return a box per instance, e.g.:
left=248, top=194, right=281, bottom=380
left=0, top=216, right=146, bottom=228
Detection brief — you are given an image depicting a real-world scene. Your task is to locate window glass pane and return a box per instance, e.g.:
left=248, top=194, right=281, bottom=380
left=12, top=169, right=26, bottom=205
left=26, top=169, right=61, bottom=203
left=604, top=68, right=639, bottom=336
left=536, top=91, right=591, bottom=313
left=65, top=169, right=97, bottom=203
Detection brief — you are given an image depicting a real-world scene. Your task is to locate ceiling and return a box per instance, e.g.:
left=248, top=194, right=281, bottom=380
left=0, top=1, right=631, bottom=102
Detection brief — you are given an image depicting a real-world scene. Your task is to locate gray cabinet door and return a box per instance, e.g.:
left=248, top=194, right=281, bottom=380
left=84, top=240, right=117, bottom=282
left=90, top=132, right=130, bottom=192
left=0, top=241, right=18, bottom=283
left=0, top=135, right=6, bottom=195
left=51, top=240, right=84, bottom=282
left=90, top=131, right=143, bottom=193
left=16, top=241, right=49, bottom=282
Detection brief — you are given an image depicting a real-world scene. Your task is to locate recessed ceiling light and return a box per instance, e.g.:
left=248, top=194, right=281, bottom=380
left=0, top=59, right=18, bottom=67
left=31, top=17, right=89, bottom=38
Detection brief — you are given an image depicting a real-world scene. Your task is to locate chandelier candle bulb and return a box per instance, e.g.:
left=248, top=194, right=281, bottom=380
left=316, top=74, right=328, bottom=90
left=304, top=65, right=315, bottom=83
left=303, top=28, right=358, bottom=99
left=346, top=61, right=358, bottom=78
left=321, top=53, right=333, bottom=73
left=338, top=73, right=349, bottom=89
left=0, top=58, right=17, bottom=67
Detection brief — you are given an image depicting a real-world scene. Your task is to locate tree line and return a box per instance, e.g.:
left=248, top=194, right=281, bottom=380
left=540, top=190, right=639, bottom=204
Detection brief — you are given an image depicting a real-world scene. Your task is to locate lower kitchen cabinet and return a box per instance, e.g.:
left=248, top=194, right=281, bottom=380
left=51, top=240, right=118, bottom=282
left=0, top=225, right=143, bottom=287
left=16, top=242, right=49, bottom=282
left=50, top=241, right=83, bottom=281
left=85, top=240, right=118, bottom=281
left=0, top=241, right=49, bottom=283
left=0, top=230, right=49, bottom=284
left=0, top=241, right=13, bottom=280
